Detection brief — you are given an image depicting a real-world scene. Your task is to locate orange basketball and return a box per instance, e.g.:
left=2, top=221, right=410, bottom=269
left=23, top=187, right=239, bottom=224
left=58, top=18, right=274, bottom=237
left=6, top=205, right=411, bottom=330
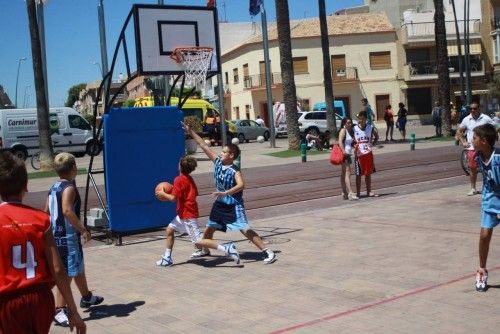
left=155, top=181, right=173, bottom=195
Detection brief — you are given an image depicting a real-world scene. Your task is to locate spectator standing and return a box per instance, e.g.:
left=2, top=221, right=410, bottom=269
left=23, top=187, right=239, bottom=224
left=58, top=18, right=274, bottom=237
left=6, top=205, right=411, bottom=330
left=471, top=124, right=500, bottom=292
left=353, top=110, right=379, bottom=198
left=397, top=102, right=408, bottom=141
left=383, top=104, right=395, bottom=141
left=431, top=101, right=443, bottom=137
left=255, top=115, right=265, bottom=127
left=457, top=102, right=495, bottom=196
left=338, top=117, right=358, bottom=200
left=361, top=98, right=376, bottom=125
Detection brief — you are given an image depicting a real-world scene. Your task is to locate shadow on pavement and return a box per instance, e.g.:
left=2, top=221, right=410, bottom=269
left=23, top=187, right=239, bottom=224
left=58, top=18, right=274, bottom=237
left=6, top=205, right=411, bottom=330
left=83, top=301, right=145, bottom=321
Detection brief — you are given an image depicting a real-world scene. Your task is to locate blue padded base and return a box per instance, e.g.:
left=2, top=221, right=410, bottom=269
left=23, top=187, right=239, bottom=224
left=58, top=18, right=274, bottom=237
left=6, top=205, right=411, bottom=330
left=103, top=107, right=184, bottom=233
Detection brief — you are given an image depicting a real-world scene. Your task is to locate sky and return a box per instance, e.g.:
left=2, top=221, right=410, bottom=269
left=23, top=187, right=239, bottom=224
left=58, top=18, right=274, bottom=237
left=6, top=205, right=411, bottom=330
left=0, top=0, right=363, bottom=108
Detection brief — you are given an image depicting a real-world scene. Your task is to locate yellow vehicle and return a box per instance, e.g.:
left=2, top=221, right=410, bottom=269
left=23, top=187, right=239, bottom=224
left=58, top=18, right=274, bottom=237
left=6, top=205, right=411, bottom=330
left=133, top=97, right=236, bottom=138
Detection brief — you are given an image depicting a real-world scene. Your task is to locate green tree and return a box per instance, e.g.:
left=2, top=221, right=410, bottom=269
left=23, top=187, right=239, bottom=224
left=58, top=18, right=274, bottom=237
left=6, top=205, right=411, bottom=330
left=65, top=83, right=86, bottom=107
left=275, top=0, right=300, bottom=150
left=434, top=0, right=451, bottom=136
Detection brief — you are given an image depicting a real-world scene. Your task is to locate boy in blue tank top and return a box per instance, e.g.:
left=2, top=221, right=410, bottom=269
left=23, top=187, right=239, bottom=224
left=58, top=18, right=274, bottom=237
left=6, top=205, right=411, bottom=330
left=46, top=153, right=104, bottom=326
left=182, top=122, right=276, bottom=264
left=472, top=124, right=500, bottom=292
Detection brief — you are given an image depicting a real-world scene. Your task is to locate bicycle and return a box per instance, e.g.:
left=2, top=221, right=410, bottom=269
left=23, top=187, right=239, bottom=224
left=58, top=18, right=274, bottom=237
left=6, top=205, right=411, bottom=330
left=31, top=150, right=62, bottom=170
left=460, top=146, right=483, bottom=176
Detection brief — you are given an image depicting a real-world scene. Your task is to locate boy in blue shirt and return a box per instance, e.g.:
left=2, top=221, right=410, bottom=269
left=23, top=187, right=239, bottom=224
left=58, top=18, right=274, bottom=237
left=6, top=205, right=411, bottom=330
left=473, top=124, right=500, bottom=291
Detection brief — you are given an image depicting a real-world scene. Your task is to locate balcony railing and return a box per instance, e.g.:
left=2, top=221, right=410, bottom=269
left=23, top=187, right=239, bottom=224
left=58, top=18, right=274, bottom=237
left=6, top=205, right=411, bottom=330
left=401, top=19, right=480, bottom=44
left=406, top=57, right=483, bottom=79
left=333, top=67, right=359, bottom=81
left=243, top=73, right=282, bottom=89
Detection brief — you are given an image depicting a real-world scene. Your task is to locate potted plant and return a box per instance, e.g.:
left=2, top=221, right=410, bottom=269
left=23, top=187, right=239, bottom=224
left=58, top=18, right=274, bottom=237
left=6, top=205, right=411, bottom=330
left=183, top=115, right=203, bottom=154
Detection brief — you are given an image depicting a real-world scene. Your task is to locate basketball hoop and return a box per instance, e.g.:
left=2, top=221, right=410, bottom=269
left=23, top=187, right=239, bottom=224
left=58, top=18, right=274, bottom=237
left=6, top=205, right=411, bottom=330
left=170, top=47, right=214, bottom=89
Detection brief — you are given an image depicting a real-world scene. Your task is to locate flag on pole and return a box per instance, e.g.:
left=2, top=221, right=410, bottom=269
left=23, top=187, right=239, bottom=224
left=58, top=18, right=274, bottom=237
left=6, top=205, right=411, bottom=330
left=249, top=0, right=263, bottom=16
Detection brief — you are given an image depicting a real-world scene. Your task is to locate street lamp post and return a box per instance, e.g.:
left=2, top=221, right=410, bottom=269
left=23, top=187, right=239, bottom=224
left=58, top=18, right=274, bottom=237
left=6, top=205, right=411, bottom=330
left=14, top=57, right=27, bottom=107
left=23, top=85, right=31, bottom=108
left=93, top=61, right=103, bottom=78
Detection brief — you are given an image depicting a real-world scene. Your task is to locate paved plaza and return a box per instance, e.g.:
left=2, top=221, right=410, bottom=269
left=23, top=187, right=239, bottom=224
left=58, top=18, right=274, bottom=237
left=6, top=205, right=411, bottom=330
left=43, top=125, right=500, bottom=333
left=49, top=180, right=500, bottom=333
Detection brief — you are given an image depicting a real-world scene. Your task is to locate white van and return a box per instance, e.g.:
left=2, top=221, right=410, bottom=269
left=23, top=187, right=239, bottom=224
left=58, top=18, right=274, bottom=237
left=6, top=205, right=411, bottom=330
left=0, top=107, right=96, bottom=160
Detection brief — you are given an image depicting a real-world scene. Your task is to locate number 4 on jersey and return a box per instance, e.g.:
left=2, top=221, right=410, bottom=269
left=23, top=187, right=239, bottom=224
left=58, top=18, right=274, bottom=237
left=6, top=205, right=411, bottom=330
left=12, top=241, right=38, bottom=279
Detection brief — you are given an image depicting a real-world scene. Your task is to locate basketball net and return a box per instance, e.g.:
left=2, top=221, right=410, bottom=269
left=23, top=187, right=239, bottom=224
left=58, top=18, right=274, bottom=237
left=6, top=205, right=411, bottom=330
left=170, top=47, right=214, bottom=90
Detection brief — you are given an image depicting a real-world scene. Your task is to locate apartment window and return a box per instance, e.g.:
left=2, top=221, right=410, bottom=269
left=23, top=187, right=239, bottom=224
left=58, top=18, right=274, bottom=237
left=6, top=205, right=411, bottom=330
left=331, top=55, right=346, bottom=78
left=292, top=57, right=308, bottom=74
left=245, top=105, right=251, bottom=119
left=369, top=51, right=391, bottom=70
left=224, top=72, right=229, bottom=84
left=234, top=106, right=240, bottom=119
left=233, top=68, right=239, bottom=84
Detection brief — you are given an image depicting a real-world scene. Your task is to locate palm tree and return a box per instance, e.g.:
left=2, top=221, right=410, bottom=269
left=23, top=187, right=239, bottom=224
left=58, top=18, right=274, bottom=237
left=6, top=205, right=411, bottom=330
left=318, top=0, right=336, bottom=142
left=27, top=0, right=53, bottom=169
left=275, top=0, right=300, bottom=150
left=434, top=0, right=451, bottom=136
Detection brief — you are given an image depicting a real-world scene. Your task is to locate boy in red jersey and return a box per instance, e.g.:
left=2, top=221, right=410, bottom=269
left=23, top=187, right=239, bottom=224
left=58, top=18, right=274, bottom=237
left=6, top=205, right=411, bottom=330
left=155, top=155, right=240, bottom=267
left=0, top=151, right=85, bottom=334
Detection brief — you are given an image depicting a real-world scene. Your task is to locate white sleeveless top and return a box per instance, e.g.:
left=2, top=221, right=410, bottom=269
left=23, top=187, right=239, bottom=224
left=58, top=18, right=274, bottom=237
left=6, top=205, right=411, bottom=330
left=344, top=128, right=354, bottom=155
left=353, top=124, right=373, bottom=156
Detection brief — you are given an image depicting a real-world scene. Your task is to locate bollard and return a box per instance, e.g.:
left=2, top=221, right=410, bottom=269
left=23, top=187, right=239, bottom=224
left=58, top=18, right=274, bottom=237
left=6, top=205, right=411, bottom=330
left=410, top=133, right=416, bottom=150
left=301, top=143, right=307, bottom=162
left=234, top=154, right=241, bottom=169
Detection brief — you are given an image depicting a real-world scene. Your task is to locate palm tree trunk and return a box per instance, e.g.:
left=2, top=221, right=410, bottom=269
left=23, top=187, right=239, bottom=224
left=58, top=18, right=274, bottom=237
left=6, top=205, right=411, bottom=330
left=27, top=0, right=53, bottom=169
left=434, top=0, right=451, bottom=136
left=275, top=0, right=300, bottom=150
left=318, top=0, right=336, bottom=142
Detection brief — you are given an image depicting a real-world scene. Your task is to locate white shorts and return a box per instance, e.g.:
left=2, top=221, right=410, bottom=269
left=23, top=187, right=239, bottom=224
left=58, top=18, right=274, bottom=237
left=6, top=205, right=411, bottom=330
left=168, top=216, right=203, bottom=243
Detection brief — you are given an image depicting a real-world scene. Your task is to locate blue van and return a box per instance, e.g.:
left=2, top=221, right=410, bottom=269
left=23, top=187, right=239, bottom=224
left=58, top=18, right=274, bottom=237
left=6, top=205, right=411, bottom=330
left=313, top=101, right=347, bottom=118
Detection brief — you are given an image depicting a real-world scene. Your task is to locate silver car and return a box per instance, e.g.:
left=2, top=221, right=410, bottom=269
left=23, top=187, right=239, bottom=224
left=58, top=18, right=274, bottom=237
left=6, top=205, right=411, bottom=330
left=232, top=119, right=270, bottom=143
left=298, top=111, right=348, bottom=136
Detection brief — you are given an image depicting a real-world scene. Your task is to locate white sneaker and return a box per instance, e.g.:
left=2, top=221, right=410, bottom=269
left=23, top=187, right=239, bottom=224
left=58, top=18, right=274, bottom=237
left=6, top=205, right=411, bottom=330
left=475, top=269, right=488, bottom=292
left=467, top=189, right=479, bottom=196
left=54, top=308, right=69, bottom=327
left=348, top=193, right=359, bottom=201
left=224, top=242, right=240, bottom=264
left=190, top=248, right=210, bottom=258
left=263, top=249, right=276, bottom=264
left=156, top=256, right=173, bottom=267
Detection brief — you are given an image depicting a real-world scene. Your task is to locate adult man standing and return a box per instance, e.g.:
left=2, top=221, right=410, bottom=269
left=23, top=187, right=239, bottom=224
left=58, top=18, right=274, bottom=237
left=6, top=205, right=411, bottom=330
left=361, top=98, right=376, bottom=125
left=457, top=102, right=495, bottom=196
left=431, top=101, right=442, bottom=136
left=255, top=115, right=265, bottom=127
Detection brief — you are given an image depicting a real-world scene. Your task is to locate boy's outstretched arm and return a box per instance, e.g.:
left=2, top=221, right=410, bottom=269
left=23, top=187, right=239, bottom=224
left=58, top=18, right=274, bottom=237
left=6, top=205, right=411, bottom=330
left=181, top=121, right=217, bottom=161
left=43, top=230, right=86, bottom=334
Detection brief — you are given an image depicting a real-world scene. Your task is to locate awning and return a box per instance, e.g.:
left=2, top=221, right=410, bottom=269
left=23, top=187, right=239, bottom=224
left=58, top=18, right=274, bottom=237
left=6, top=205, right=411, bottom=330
left=448, top=40, right=482, bottom=56
left=454, top=89, right=489, bottom=96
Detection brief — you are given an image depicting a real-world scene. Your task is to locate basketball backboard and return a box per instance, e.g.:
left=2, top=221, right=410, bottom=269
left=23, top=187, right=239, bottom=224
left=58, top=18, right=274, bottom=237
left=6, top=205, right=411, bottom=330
left=133, top=4, right=220, bottom=77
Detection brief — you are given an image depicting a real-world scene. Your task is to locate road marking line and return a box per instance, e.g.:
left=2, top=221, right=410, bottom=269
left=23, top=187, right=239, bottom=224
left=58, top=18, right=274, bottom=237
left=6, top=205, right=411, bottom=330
left=269, top=265, right=500, bottom=334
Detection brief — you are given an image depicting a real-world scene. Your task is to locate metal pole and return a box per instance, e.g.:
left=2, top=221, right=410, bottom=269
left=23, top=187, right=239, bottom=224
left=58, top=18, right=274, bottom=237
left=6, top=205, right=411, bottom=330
left=23, top=85, right=31, bottom=108
left=36, top=3, right=49, bottom=108
left=98, top=0, right=109, bottom=112
left=450, top=0, right=465, bottom=104
left=261, top=3, right=276, bottom=148
left=14, top=57, right=26, bottom=107
left=463, top=0, right=471, bottom=108
left=465, top=0, right=472, bottom=105
left=157, top=0, right=170, bottom=105
left=217, top=73, right=227, bottom=145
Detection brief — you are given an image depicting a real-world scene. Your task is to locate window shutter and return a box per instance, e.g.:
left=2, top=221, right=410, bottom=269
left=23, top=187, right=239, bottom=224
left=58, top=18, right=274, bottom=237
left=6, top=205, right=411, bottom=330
left=369, top=52, right=391, bottom=69
left=292, top=57, right=308, bottom=74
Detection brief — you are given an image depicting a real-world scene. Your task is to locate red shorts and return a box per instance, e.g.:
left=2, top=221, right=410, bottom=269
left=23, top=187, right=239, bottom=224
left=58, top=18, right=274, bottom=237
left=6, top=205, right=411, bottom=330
left=467, top=150, right=478, bottom=170
left=0, top=286, right=55, bottom=334
left=355, top=152, right=375, bottom=176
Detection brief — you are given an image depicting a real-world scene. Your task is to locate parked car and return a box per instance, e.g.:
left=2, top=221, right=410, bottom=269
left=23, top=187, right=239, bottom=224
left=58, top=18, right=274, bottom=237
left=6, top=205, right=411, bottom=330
left=298, top=111, right=351, bottom=136
left=231, top=119, right=270, bottom=143
left=275, top=112, right=304, bottom=138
